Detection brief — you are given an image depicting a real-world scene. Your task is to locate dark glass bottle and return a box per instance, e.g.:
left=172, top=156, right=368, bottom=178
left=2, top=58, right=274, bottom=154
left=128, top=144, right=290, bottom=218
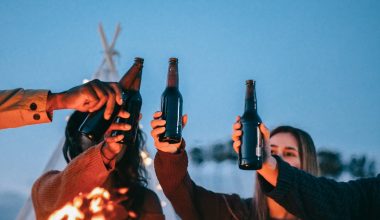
left=159, top=58, right=183, bottom=144
left=111, top=58, right=143, bottom=145
left=239, top=80, right=263, bottom=170
left=77, top=58, right=144, bottom=148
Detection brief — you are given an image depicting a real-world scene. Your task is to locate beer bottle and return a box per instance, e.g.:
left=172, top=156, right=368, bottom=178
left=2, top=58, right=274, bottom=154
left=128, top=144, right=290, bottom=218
left=239, top=80, right=263, bottom=170
left=77, top=58, right=144, bottom=148
left=159, top=58, right=183, bottom=143
left=111, top=58, right=143, bottom=144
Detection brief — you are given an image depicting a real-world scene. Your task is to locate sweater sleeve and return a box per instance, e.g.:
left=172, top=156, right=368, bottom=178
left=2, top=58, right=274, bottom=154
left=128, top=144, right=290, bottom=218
left=32, top=144, right=112, bottom=220
left=259, top=155, right=379, bottom=220
left=154, top=150, right=249, bottom=220
left=0, top=89, right=52, bottom=129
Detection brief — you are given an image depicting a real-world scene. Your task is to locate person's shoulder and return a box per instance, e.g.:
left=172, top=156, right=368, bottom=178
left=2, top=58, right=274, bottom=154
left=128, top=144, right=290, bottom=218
left=347, top=175, right=380, bottom=186
left=142, top=187, right=160, bottom=199
left=141, top=187, right=163, bottom=213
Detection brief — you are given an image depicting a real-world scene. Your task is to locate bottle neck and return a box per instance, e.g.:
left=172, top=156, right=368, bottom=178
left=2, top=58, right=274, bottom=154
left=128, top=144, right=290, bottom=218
left=119, top=60, right=144, bottom=90
left=244, top=83, right=257, bottom=112
left=130, top=70, right=142, bottom=91
left=167, top=62, right=179, bottom=88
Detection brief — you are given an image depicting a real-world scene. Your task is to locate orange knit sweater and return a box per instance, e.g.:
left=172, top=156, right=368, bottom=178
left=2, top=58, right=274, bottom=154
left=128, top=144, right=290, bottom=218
left=32, top=145, right=164, bottom=219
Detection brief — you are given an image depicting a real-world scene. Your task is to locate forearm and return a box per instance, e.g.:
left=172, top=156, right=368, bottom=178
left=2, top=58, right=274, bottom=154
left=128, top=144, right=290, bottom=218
left=257, top=155, right=279, bottom=186
left=154, top=150, right=200, bottom=219
left=32, top=145, right=112, bottom=219
left=154, top=150, right=247, bottom=220
left=259, top=155, right=360, bottom=220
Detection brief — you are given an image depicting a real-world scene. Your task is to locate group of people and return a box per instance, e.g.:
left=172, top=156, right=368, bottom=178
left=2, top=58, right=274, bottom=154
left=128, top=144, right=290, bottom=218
left=1, top=79, right=379, bottom=220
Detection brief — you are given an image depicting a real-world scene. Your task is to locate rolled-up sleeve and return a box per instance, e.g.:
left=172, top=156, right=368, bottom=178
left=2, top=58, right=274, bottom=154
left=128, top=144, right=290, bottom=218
left=0, top=88, right=52, bottom=129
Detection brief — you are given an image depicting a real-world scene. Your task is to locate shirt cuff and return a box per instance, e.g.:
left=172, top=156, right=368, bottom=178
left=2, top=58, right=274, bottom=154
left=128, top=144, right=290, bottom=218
left=23, top=89, right=52, bottom=123
left=258, top=155, right=296, bottom=201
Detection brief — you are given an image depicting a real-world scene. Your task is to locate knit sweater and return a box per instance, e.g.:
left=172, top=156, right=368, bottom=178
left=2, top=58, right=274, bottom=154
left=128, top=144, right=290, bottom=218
left=155, top=150, right=256, bottom=220
left=32, top=145, right=164, bottom=220
left=259, top=155, right=380, bottom=220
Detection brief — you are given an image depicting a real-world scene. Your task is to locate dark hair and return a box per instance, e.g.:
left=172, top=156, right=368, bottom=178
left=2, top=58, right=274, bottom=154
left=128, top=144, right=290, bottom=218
left=62, top=111, right=88, bottom=163
left=254, top=125, right=319, bottom=220
left=62, top=111, right=147, bottom=187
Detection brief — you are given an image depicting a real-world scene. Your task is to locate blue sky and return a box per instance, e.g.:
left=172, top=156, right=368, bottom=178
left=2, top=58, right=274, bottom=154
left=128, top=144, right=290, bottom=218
left=0, top=0, right=380, bottom=217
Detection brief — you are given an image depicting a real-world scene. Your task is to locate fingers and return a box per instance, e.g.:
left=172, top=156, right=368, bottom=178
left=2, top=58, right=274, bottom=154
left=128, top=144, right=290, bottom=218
left=233, top=122, right=241, bottom=130
left=232, top=115, right=242, bottom=154
left=259, top=123, right=270, bottom=142
left=232, top=130, right=242, bottom=141
left=232, top=116, right=242, bottom=141
left=108, top=123, right=131, bottom=132
left=84, top=85, right=100, bottom=111
left=118, top=110, right=130, bottom=118
left=233, top=140, right=241, bottom=154
left=106, top=134, right=124, bottom=144
left=151, top=111, right=165, bottom=129
left=153, top=138, right=182, bottom=153
left=64, top=80, right=122, bottom=114
left=87, top=80, right=109, bottom=113
left=150, top=111, right=184, bottom=153
left=151, top=118, right=166, bottom=129
left=182, top=114, right=188, bottom=128
left=108, top=83, right=123, bottom=106
left=89, top=80, right=121, bottom=120
left=105, top=134, right=124, bottom=154
left=101, top=87, right=117, bottom=120
left=102, top=135, right=124, bottom=160
left=153, top=111, right=162, bottom=119
left=103, top=110, right=131, bottom=135
left=151, top=126, right=166, bottom=138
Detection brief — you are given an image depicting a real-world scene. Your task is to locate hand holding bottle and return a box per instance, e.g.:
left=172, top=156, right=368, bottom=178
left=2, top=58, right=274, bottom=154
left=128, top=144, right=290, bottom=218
left=232, top=117, right=280, bottom=186
left=151, top=111, right=187, bottom=153
left=101, top=110, right=131, bottom=166
left=47, top=79, right=123, bottom=120
left=232, top=116, right=271, bottom=158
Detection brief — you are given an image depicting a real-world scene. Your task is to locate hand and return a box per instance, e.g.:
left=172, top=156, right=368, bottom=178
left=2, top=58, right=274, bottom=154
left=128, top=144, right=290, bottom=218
left=101, top=110, right=130, bottom=165
left=231, top=116, right=271, bottom=160
left=232, top=116, right=278, bottom=186
left=47, top=79, right=123, bottom=120
left=150, top=111, right=188, bottom=153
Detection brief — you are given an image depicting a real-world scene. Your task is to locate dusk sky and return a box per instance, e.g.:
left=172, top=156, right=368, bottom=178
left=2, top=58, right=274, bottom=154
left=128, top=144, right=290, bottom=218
left=1, top=0, right=380, bottom=218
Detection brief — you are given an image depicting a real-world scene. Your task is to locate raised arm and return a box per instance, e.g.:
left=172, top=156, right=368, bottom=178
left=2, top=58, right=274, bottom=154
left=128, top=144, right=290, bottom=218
left=152, top=112, right=249, bottom=220
left=0, top=79, right=122, bottom=129
left=31, top=112, right=129, bottom=219
left=32, top=144, right=112, bottom=219
left=232, top=117, right=380, bottom=220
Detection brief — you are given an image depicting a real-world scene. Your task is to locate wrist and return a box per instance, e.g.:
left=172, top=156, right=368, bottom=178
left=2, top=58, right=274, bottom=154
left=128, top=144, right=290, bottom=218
left=258, top=155, right=279, bottom=186
left=47, top=92, right=66, bottom=112
left=100, top=143, right=117, bottom=164
left=174, top=139, right=186, bottom=154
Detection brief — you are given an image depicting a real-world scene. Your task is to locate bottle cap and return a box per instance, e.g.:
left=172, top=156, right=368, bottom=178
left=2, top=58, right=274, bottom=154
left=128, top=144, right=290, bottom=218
left=246, top=79, right=255, bottom=85
left=135, top=57, right=144, bottom=63
left=169, top=57, right=178, bottom=63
